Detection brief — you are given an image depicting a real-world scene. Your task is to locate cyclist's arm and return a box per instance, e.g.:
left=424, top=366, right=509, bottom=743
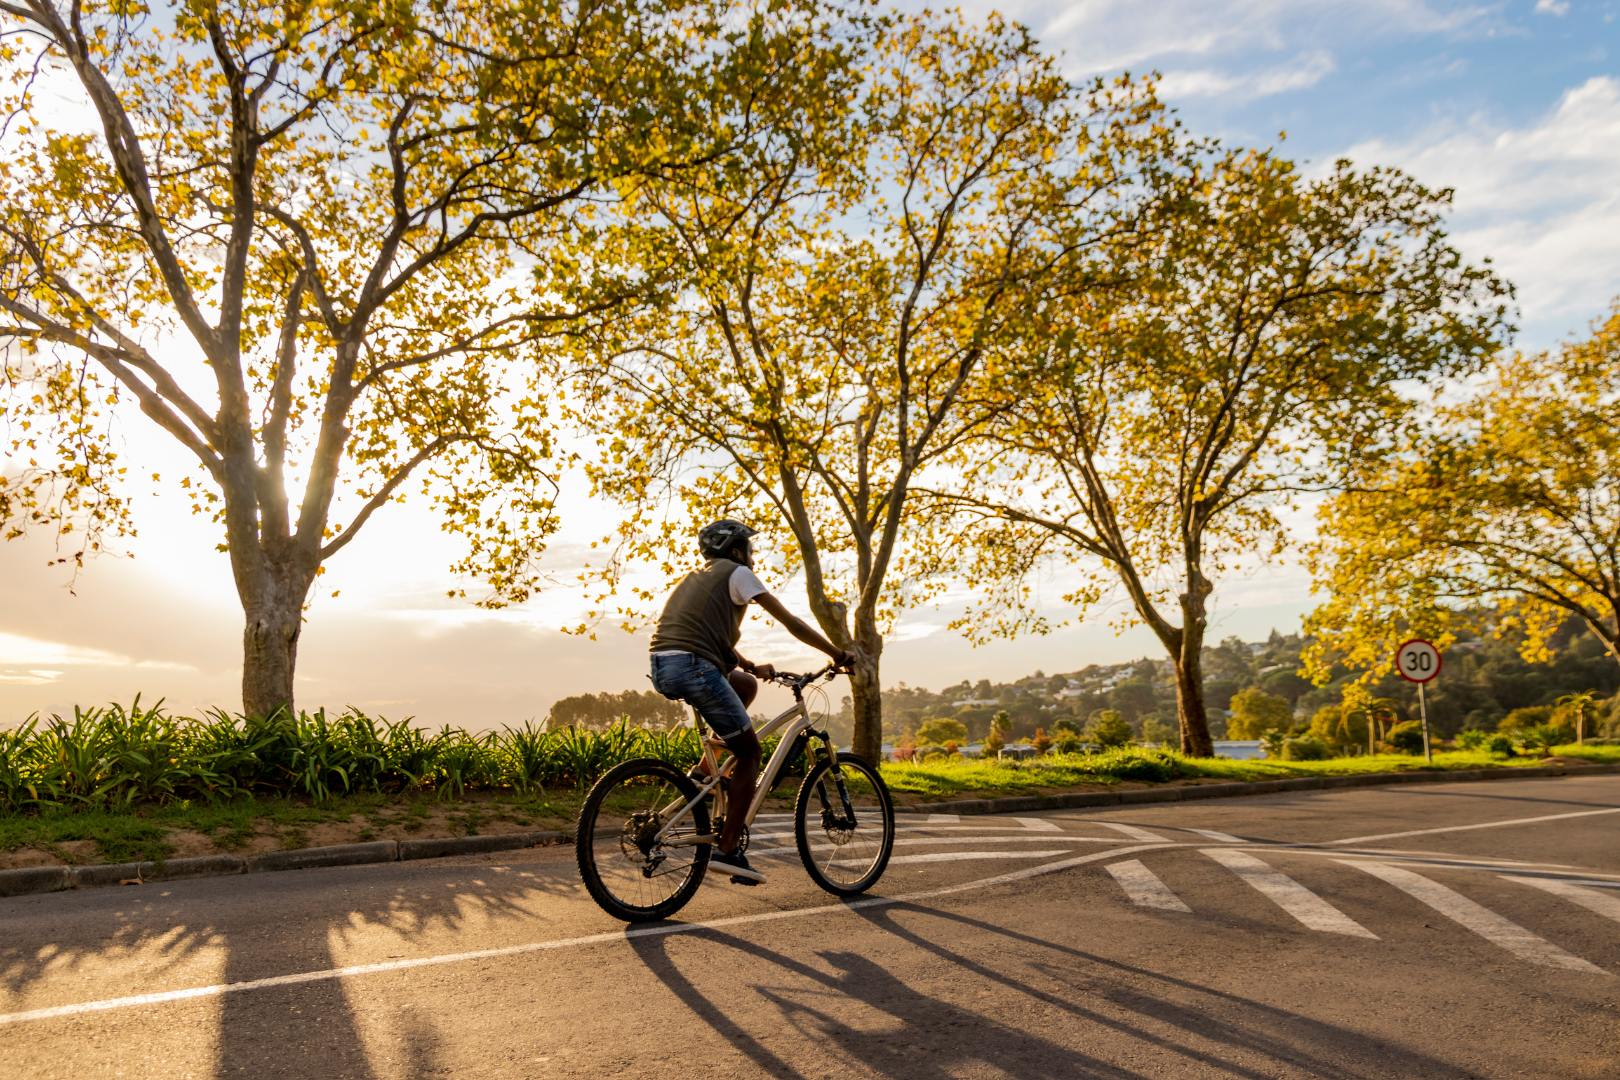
left=754, top=592, right=846, bottom=662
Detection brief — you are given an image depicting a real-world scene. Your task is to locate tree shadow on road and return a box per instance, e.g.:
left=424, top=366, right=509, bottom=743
left=0, top=849, right=574, bottom=1078
left=628, top=897, right=1474, bottom=1080
left=629, top=924, right=1130, bottom=1079
left=852, top=902, right=1470, bottom=1080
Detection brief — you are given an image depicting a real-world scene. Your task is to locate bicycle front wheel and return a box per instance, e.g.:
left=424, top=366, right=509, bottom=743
left=793, top=752, right=894, bottom=896
left=576, top=758, right=711, bottom=922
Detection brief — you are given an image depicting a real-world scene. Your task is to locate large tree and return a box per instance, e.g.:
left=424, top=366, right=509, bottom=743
left=1306, top=304, right=1620, bottom=686
left=942, top=146, right=1510, bottom=755
left=0, top=0, right=819, bottom=717
left=569, top=13, right=1167, bottom=760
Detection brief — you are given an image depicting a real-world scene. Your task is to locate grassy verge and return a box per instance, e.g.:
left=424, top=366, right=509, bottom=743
left=877, top=745, right=1615, bottom=800
left=0, top=791, right=584, bottom=867
left=3, top=744, right=1612, bottom=869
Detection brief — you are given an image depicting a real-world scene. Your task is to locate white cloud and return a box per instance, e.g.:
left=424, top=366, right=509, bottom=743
left=1343, top=76, right=1620, bottom=338
left=1534, top=0, right=1570, bottom=15
left=1159, top=50, right=1337, bottom=102
left=0, top=631, right=195, bottom=687
left=954, top=0, right=1493, bottom=76
left=0, top=631, right=134, bottom=669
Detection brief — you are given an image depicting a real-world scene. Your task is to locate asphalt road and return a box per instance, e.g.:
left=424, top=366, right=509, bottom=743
left=2, top=774, right=1618, bottom=1079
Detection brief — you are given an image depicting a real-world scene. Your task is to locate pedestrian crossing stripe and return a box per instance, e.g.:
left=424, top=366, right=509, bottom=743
left=1348, top=860, right=1604, bottom=974
left=1508, top=875, right=1620, bottom=923
left=1204, top=848, right=1377, bottom=938
left=1106, top=859, right=1191, bottom=912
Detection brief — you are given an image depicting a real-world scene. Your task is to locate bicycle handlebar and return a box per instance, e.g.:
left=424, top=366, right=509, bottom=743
left=764, top=662, right=847, bottom=691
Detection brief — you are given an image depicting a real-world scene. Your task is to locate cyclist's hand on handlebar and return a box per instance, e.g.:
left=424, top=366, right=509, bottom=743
left=833, top=648, right=858, bottom=670
left=750, top=662, right=776, bottom=681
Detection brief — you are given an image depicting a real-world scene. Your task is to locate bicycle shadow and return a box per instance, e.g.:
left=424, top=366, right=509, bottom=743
left=627, top=897, right=1471, bottom=1080
left=629, top=924, right=1112, bottom=1079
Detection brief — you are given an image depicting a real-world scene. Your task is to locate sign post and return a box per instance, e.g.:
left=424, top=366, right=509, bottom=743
left=1395, top=638, right=1442, bottom=761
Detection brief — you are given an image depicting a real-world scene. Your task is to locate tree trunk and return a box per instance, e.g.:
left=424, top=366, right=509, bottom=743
left=239, top=560, right=312, bottom=722
left=848, top=627, right=884, bottom=762
left=1171, top=567, right=1215, bottom=757
left=1171, top=651, right=1215, bottom=758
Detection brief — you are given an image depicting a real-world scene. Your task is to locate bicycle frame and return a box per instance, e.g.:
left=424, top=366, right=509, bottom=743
left=653, top=672, right=839, bottom=846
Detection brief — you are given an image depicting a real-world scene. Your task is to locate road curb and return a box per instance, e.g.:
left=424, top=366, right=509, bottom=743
left=0, top=831, right=566, bottom=899
left=2, top=761, right=1615, bottom=900
left=399, top=831, right=564, bottom=861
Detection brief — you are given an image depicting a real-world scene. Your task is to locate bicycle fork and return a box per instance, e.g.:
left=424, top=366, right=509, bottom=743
left=810, top=734, right=858, bottom=830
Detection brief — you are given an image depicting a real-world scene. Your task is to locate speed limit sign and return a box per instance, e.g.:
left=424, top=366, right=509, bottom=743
left=1395, top=638, right=1441, bottom=684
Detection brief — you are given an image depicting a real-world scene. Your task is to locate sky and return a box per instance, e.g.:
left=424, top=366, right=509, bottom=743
left=3, top=0, right=1618, bottom=726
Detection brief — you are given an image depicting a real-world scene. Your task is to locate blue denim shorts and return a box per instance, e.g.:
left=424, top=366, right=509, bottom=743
left=649, top=652, right=754, bottom=743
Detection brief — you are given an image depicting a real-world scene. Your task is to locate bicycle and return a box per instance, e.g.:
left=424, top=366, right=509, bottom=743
left=575, top=663, right=896, bottom=922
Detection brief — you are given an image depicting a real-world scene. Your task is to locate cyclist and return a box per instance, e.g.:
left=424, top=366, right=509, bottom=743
left=649, top=519, right=854, bottom=885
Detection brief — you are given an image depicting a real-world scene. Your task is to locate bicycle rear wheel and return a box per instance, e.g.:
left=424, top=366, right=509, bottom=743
left=576, top=757, right=711, bottom=922
left=793, top=752, right=894, bottom=896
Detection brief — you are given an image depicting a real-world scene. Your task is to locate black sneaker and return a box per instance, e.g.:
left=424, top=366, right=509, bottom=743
left=710, top=849, right=765, bottom=886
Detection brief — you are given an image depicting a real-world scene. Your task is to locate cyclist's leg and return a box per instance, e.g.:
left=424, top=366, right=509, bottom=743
left=663, top=657, right=759, bottom=854
left=727, top=668, right=758, bottom=708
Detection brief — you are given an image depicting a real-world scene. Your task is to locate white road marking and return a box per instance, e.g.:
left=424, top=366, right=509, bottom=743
left=1348, top=861, right=1605, bottom=974
left=885, top=835, right=1118, bottom=849
left=750, top=825, right=1068, bottom=842
left=1252, top=845, right=1618, bottom=880
left=1097, top=822, right=1169, bottom=843
left=748, top=835, right=1125, bottom=860
left=1014, top=817, right=1061, bottom=832
left=1181, top=828, right=1244, bottom=843
left=1106, top=859, right=1192, bottom=912
left=0, top=844, right=1171, bottom=1028
left=1328, top=806, right=1620, bottom=846
left=924, top=813, right=960, bottom=824
left=1204, top=849, right=1377, bottom=938
left=1509, top=875, right=1620, bottom=924
left=852, top=849, right=1070, bottom=866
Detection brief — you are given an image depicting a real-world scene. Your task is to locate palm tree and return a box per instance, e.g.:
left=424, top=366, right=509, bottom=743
left=1555, top=691, right=1599, bottom=745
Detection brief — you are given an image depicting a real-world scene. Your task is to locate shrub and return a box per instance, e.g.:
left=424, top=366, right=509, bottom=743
left=1082, top=709, right=1133, bottom=748
left=1454, top=728, right=1489, bottom=751
left=1281, top=735, right=1330, bottom=761
left=1498, top=705, right=1554, bottom=733
left=1485, top=734, right=1516, bottom=757
left=1091, top=748, right=1182, bottom=782
left=1259, top=730, right=1287, bottom=759
left=1515, top=723, right=1571, bottom=756
left=1053, top=735, right=1087, bottom=755
left=0, top=704, right=722, bottom=814
left=1385, top=721, right=1426, bottom=755
left=1031, top=727, right=1053, bottom=755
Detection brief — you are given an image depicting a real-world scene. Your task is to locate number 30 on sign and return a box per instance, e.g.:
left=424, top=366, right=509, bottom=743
left=1395, top=639, right=1441, bottom=683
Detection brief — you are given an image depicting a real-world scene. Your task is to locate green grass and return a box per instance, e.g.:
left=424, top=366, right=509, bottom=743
left=877, top=746, right=1584, bottom=800
left=1551, top=743, right=1620, bottom=763
left=4, top=714, right=1612, bottom=867
left=0, top=791, right=585, bottom=865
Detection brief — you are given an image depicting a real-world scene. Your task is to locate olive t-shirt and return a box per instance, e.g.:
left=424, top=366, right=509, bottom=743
left=648, top=559, right=767, bottom=671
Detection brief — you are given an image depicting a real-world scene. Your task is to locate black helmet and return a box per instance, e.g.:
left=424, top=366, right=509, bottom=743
left=698, top=518, right=756, bottom=560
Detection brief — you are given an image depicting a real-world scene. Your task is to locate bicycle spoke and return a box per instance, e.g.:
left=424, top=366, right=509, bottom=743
left=580, top=762, right=710, bottom=919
